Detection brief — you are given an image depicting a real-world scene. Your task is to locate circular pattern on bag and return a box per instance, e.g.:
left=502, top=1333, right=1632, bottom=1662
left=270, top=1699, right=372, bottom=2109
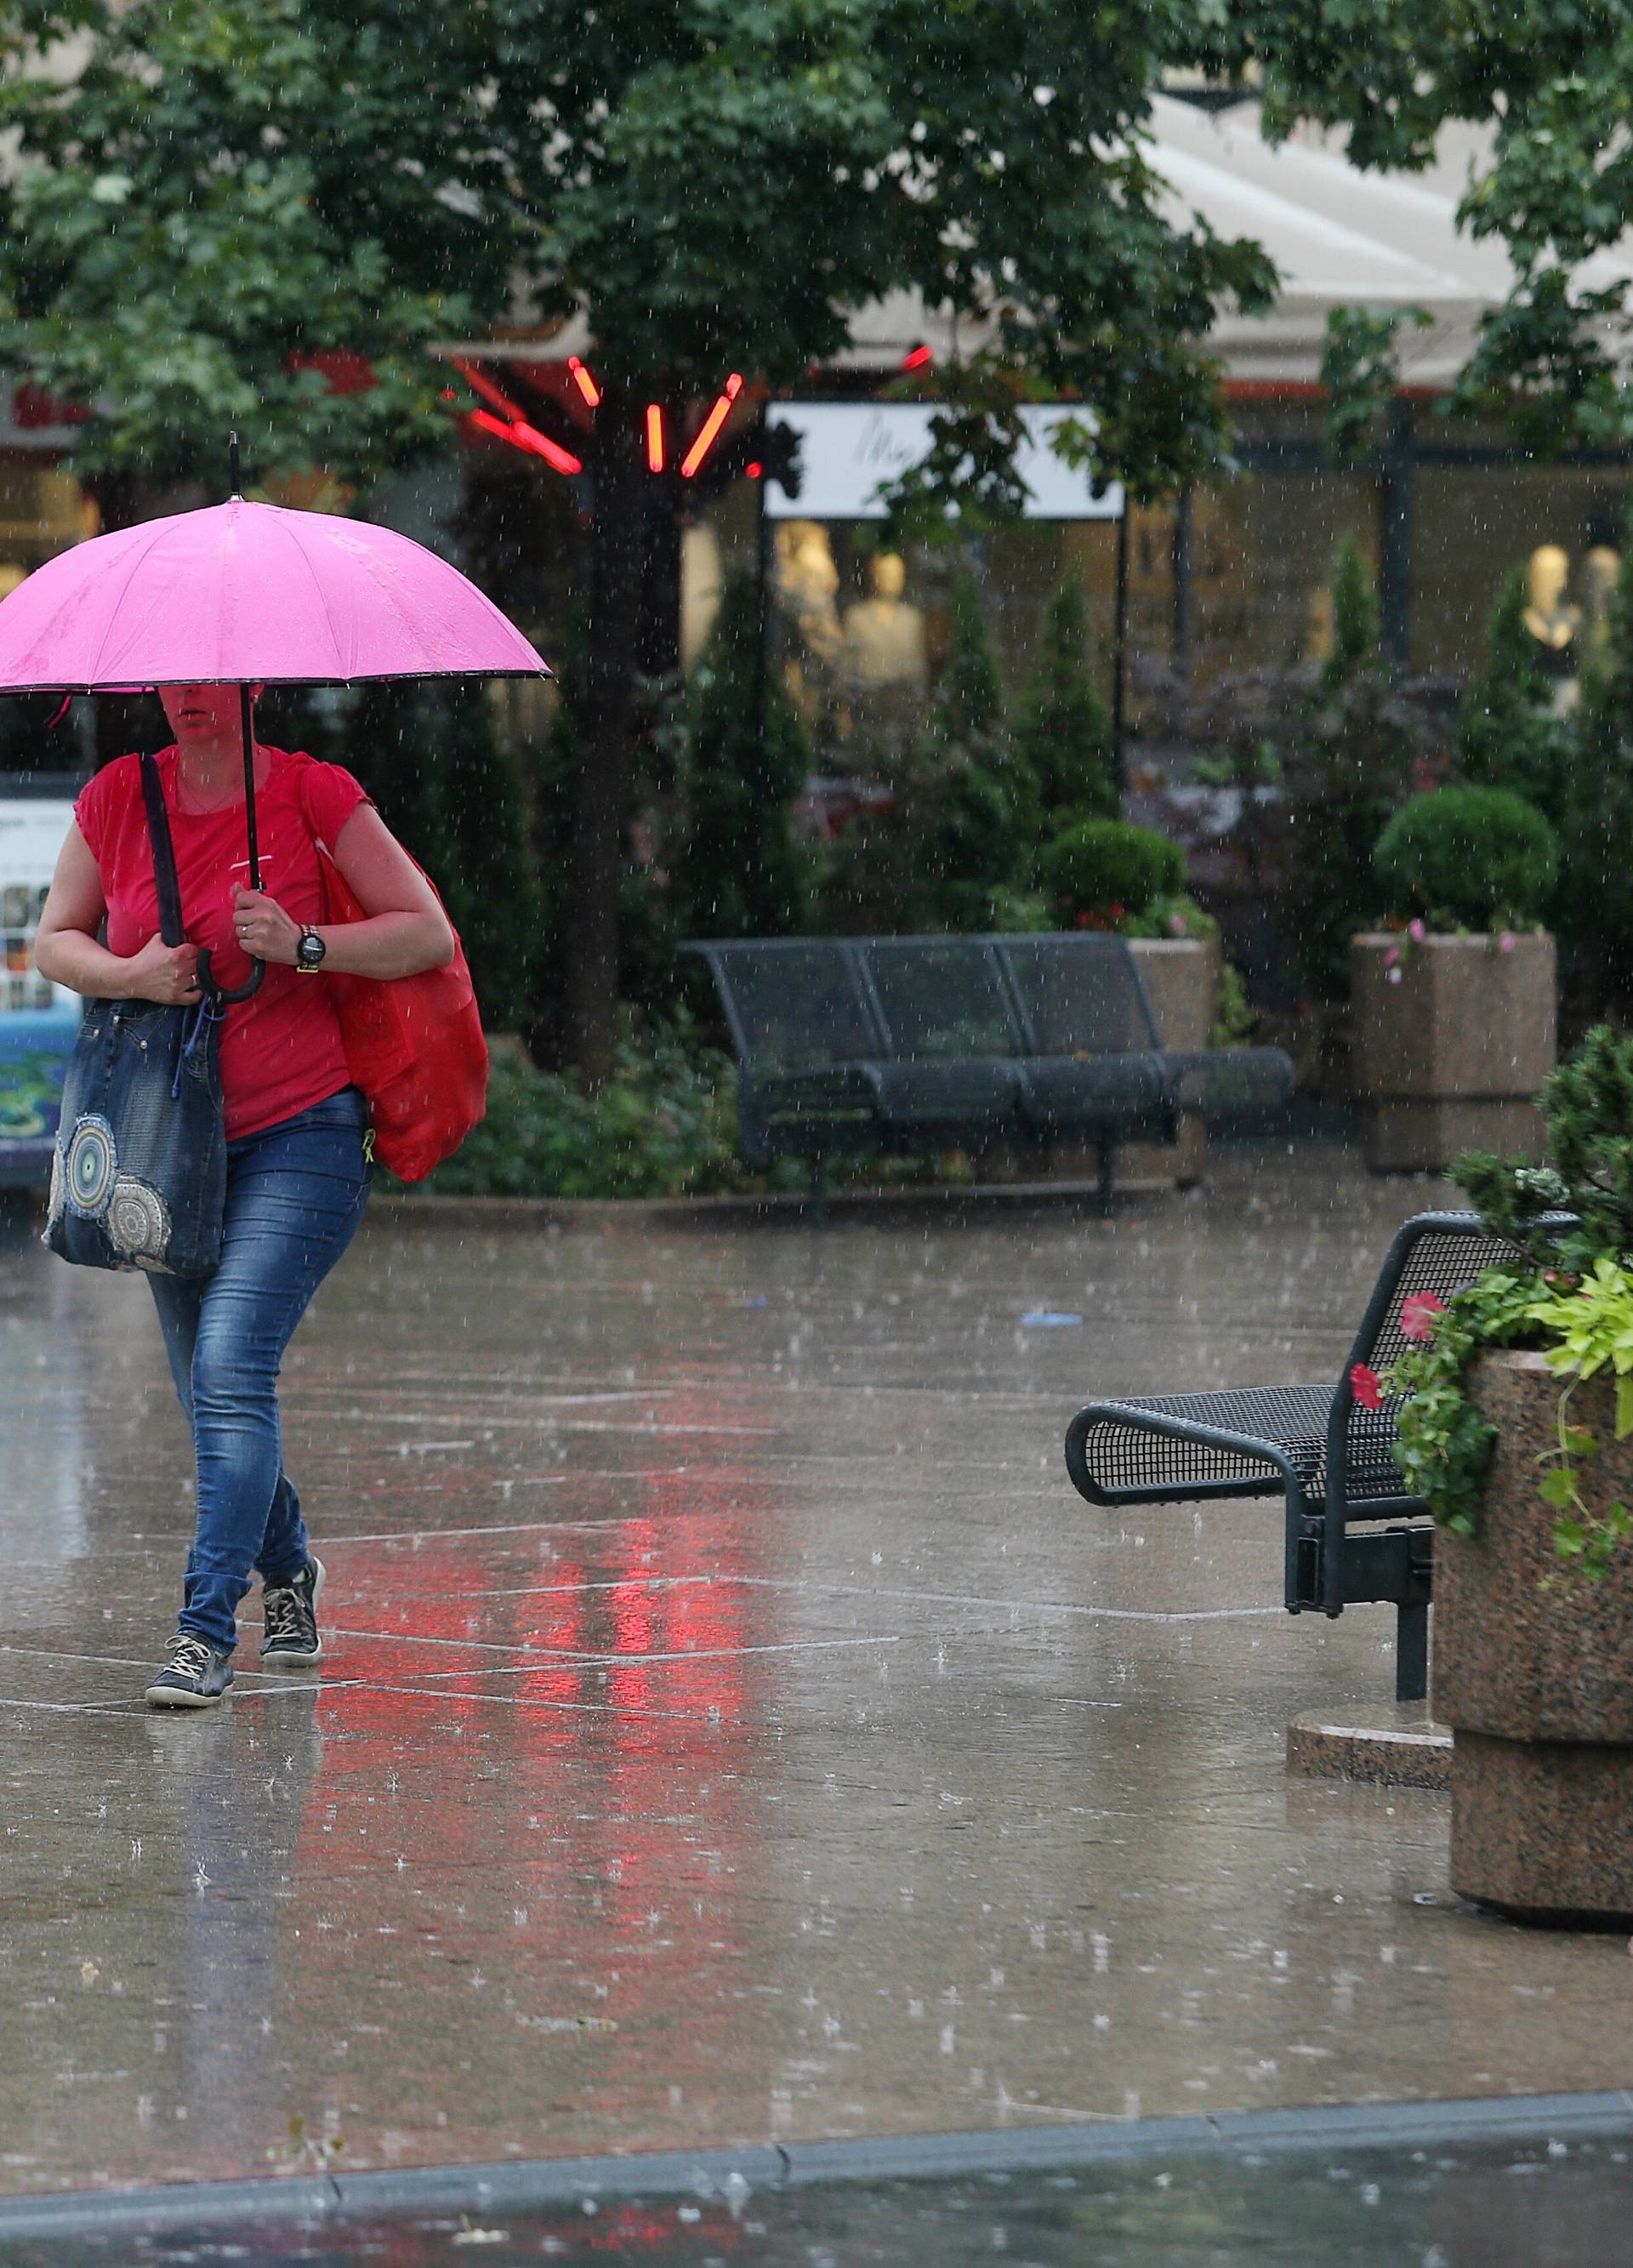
left=105, top=1176, right=171, bottom=1265
left=65, top=1114, right=117, bottom=1218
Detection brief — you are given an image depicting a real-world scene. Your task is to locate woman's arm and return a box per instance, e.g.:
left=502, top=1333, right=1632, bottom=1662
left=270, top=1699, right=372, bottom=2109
left=35, top=823, right=202, bottom=1004
left=233, top=804, right=455, bottom=978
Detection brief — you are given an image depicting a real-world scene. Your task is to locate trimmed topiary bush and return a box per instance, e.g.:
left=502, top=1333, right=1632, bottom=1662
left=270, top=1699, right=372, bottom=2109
left=1373, top=786, right=1558, bottom=930
left=1040, top=818, right=1185, bottom=925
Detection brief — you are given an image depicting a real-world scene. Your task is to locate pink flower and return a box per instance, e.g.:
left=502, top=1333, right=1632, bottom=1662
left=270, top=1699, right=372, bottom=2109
left=1498, top=931, right=1516, bottom=954
left=1408, top=918, right=1427, bottom=943
left=1382, top=944, right=1400, bottom=969
left=1350, top=1363, right=1385, bottom=1411
left=1400, top=1290, right=1447, bottom=1341
left=1167, top=910, right=1188, bottom=937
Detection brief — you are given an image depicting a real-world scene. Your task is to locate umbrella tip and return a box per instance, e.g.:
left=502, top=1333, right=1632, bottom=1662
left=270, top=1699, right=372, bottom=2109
left=229, top=431, right=242, bottom=499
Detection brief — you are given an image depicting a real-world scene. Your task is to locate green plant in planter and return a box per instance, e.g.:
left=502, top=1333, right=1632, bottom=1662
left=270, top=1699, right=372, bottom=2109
left=1039, top=818, right=1184, bottom=928
left=1372, top=784, right=1557, bottom=933
left=1368, top=1025, right=1633, bottom=1576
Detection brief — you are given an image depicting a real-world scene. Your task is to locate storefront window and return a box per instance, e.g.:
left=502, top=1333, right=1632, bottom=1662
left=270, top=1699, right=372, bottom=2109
left=1409, top=461, right=1630, bottom=691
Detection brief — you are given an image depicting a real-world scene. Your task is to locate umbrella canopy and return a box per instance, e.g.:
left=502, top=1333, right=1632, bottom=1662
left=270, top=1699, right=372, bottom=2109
left=0, top=489, right=551, bottom=1003
left=0, top=496, right=549, bottom=689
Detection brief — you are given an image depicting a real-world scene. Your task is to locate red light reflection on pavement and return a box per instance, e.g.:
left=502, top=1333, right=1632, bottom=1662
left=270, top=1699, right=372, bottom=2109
left=287, top=1388, right=785, bottom=2163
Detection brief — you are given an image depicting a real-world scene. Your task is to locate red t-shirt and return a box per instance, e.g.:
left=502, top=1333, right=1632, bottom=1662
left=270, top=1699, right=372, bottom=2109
left=76, top=745, right=371, bottom=1142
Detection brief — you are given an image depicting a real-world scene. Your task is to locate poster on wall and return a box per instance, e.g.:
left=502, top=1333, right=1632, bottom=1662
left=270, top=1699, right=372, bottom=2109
left=0, top=777, right=83, bottom=1187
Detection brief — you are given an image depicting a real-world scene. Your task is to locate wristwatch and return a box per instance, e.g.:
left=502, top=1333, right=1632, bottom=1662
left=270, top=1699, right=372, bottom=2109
left=294, top=926, right=327, bottom=975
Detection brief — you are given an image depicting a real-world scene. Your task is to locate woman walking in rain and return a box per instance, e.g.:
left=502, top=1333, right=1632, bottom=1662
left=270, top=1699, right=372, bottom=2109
left=36, top=684, right=454, bottom=1707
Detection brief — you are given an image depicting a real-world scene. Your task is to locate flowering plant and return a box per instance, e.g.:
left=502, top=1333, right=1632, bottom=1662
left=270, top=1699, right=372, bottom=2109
left=1374, top=914, right=1524, bottom=985
left=1343, top=1028, right=1633, bottom=1577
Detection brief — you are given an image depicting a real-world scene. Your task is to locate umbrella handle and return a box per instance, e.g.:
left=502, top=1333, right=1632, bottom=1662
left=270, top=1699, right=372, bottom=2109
left=196, top=947, right=265, bottom=1005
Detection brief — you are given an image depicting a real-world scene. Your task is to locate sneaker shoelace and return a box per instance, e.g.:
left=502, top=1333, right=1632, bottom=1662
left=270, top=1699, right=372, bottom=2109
left=165, top=1634, right=214, bottom=1678
left=262, top=1582, right=304, bottom=1643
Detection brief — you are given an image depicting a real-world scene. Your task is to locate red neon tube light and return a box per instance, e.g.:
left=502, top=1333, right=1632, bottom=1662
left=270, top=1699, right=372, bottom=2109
left=680, top=372, right=743, bottom=479
left=452, top=356, right=530, bottom=422
left=567, top=356, right=601, bottom=407
left=469, top=407, right=583, bottom=476
left=645, top=403, right=666, bottom=473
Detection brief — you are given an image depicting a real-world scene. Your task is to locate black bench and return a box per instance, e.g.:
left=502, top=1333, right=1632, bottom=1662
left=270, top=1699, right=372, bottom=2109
left=1064, top=1210, right=1567, bottom=1702
left=683, top=933, right=1294, bottom=1211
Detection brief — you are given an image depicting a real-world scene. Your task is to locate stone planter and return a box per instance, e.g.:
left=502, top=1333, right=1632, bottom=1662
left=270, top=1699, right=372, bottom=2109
left=1434, top=1350, right=1633, bottom=1923
left=1350, top=932, right=1555, bottom=1172
left=1070, top=936, right=1217, bottom=1190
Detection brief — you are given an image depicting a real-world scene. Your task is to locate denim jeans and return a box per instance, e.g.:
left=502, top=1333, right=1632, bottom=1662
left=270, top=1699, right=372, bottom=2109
left=149, top=1086, right=371, bottom=1654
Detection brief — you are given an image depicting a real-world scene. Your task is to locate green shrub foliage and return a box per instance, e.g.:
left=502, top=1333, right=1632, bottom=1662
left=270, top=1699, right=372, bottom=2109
left=1040, top=818, right=1186, bottom=923
left=1458, top=567, right=1567, bottom=823
left=1560, top=530, right=1633, bottom=1007
left=1014, top=570, right=1117, bottom=824
left=414, top=1025, right=741, bottom=1199
left=339, top=679, right=543, bottom=1033
left=675, top=568, right=811, bottom=939
left=1373, top=785, right=1558, bottom=929
left=919, top=573, right=1043, bottom=927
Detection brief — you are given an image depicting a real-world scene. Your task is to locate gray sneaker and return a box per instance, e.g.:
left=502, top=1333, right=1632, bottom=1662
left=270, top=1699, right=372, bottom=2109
left=259, top=1556, right=327, bottom=1664
left=145, top=1633, right=234, bottom=1709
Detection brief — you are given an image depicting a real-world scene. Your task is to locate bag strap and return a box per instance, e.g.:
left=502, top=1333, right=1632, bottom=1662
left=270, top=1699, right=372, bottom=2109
left=139, top=751, right=186, bottom=949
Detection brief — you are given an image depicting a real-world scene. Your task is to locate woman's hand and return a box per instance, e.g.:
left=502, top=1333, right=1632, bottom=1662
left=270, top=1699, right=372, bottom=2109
left=231, top=888, right=303, bottom=966
left=122, top=936, right=202, bottom=1006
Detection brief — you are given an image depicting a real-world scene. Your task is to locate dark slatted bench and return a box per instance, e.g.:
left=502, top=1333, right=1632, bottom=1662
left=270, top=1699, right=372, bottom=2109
left=683, top=933, right=1294, bottom=1211
left=1064, top=1210, right=1572, bottom=1701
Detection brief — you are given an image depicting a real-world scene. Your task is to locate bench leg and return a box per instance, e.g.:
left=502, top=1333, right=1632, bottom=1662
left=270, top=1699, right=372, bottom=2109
left=1097, top=1142, right=1114, bottom=1217
left=805, top=1154, right=829, bottom=1227
left=1395, top=1598, right=1429, bottom=1706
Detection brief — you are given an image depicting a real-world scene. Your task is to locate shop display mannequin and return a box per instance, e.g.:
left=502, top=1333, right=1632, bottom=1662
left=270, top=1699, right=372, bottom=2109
left=1522, top=543, right=1580, bottom=661
left=772, top=521, right=842, bottom=721
left=839, top=552, right=929, bottom=697
left=1581, top=543, right=1622, bottom=660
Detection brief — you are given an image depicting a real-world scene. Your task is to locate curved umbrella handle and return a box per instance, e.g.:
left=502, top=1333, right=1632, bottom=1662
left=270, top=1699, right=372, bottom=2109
left=196, top=947, right=265, bottom=1005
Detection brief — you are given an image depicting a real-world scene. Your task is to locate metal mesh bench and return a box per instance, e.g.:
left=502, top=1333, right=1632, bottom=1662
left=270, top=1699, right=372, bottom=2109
left=684, top=933, right=1294, bottom=1213
left=1065, top=1211, right=1568, bottom=1701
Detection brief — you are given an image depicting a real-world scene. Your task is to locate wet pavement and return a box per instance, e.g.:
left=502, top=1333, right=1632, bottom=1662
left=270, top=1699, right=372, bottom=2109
left=2, top=1148, right=1631, bottom=2210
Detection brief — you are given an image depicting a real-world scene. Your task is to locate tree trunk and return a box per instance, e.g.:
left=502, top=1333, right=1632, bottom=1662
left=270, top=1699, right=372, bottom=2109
left=565, top=390, right=646, bottom=1087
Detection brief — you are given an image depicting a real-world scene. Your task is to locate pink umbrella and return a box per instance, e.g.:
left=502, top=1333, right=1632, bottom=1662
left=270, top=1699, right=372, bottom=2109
left=0, top=453, right=551, bottom=998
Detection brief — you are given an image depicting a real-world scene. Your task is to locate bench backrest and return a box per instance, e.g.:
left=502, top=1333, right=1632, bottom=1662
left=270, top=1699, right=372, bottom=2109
left=999, top=935, right=1163, bottom=1056
left=684, top=940, right=883, bottom=1071
left=859, top=938, right=1025, bottom=1060
left=1346, top=1213, right=1533, bottom=1382
left=685, top=932, right=1165, bottom=1070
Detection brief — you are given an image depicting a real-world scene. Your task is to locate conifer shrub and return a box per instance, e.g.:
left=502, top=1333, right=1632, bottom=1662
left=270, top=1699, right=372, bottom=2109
left=675, top=568, right=811, bottom=939
left=1015, top=569, right=1117, bottom=823
left=1560, top=527, right=1633, bottom=1009
left=339, top=679, right=544, bottom=1033
left=1457, top=567, right=1566, bottom=824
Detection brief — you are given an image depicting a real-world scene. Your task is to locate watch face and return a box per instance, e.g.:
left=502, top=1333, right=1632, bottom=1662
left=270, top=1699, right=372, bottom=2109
left=299, top=930, right=325, bottom=969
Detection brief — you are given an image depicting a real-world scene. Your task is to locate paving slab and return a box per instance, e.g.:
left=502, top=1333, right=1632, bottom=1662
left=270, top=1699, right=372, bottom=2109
left=1, top=1149, right=1630, bottom=2208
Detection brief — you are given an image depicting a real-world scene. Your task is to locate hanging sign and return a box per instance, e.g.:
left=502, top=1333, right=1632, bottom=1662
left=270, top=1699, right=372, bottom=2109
left=762, top=402, right=1124, bottom=522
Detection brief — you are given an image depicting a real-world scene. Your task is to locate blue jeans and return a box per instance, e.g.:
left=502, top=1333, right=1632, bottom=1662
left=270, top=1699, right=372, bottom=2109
left=149, top=1087, right=371, bottom=1654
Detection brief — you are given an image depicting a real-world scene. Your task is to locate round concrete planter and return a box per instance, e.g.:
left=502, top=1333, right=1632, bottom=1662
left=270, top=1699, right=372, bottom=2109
left=1434, top=1349, right=1633, bottom=1924
left=1350, top=932, right=1556, bottom=1172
